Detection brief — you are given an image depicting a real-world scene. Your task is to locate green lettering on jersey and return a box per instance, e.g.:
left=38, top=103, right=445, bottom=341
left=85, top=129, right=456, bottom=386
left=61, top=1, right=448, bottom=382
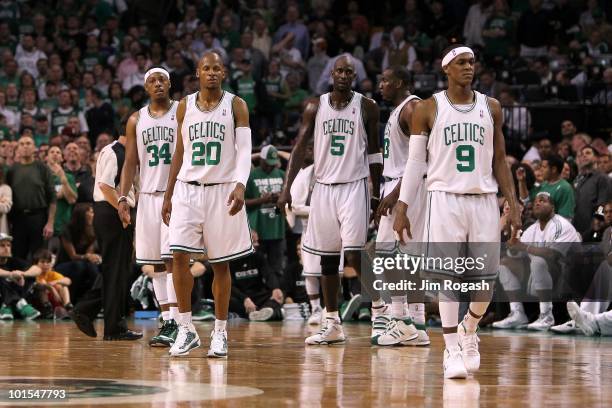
left=141, top=126, right=175, bottom=145
left=443, top=123, right=485, bottom=146
left=188, top=121, right=226, bottom=142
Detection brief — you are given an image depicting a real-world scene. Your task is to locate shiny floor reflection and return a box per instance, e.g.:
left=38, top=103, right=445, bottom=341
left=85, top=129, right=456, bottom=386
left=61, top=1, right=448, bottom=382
left=0, top=320, right=611, bottom=407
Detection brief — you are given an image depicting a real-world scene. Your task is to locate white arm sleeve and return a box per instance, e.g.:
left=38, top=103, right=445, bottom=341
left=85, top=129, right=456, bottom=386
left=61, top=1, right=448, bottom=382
left=234, top=127, right=252, bottom=187
left=398, top=135, right=428, bottom=205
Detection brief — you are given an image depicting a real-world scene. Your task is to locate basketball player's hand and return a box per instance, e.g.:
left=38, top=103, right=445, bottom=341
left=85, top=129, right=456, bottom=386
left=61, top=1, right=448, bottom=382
left=508, top=206, right=523, bottom=244
left=376, top=189, right=399, bottom=224
left=118, top=201, right=131, bottom=227
left=392, top=201, right=412, bottom=244
left=277, top=190, right=292, bottom=216
left=244, top=297, right=257, bottom=314
left=162, top=198, right=172, bottom=226
left=227, top=183, right=245, bottom=216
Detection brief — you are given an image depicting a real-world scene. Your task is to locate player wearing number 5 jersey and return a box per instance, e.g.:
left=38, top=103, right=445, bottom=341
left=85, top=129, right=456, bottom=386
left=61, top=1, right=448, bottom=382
left=118, top=66, right=179, bottom=348
left=162, top=52, right=253, bottom=359
left=393, top=44, right=521, bottom=379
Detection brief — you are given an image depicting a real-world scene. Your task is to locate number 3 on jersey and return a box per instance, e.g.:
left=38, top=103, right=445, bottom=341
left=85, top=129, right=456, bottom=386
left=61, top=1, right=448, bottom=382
left=147, top=143, right=171, bottom=167
left=456, top=145, right=475, bottom=172
left=192, top=141, right=221, bottom=165
left=330, top=134, right=345, bottom=156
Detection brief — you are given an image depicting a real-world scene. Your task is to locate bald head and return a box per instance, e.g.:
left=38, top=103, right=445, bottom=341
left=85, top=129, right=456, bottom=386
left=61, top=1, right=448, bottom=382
left=331, top=55, right=356, bottom=92
left=198, top=51, right=224, bottom=69
left=334, top=55, right=355, bottom=71
left=197, top=51, right=225, bottom=90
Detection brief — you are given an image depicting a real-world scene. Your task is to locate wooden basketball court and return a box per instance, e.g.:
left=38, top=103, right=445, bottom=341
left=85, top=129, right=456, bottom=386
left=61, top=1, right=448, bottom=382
left=1, top=319, right=611, bottom=407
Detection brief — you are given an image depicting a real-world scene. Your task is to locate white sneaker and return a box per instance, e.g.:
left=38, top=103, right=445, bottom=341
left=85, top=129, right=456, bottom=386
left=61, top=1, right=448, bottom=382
left=249, top=307, right=274, bottom=321
left=401, top=329, right=431, bottom=346
left=550, top=320, right=580, bottom=334
left=308, top=306, right=323, bottom=325
left=527, top=312, right=554, bottom=331
left=458, top=322, right=480, bottom=373
left=443, top=347, right=468, bottom=379
left=371, top=318, right=418, bottom=346
left=491, top=310, right=529, bottom=329
left=305, top=319, right=346, bottom=345
left=371, top=304, right=391, bottom=338
left=169, top=323, right=200, bottom=356
left=207, top=329, right=228, bottom=358
left=567, top=301, right=600, bottom=336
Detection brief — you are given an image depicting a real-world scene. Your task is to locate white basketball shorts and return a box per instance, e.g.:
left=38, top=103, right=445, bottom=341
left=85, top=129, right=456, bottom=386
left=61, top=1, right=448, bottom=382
left=169, top=181, right=253, bottom=263
left=136, top=192, right=170, bottom=265
left=302, top=178, right=369, bottom=256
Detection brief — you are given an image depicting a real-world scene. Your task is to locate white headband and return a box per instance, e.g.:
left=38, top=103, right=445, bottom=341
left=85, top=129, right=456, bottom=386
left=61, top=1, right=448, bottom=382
left=441, top=46, right=474, bottom=67
left=144, top=67, right=170, bottom=83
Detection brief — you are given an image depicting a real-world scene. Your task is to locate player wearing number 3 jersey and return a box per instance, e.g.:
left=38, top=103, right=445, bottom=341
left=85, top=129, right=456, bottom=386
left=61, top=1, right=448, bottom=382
left=162, top=52, right=253, bottom=359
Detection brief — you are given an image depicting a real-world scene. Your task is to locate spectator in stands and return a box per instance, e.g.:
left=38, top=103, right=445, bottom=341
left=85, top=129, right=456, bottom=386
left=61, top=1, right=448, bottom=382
left=15, top=33, right=46, bottom=78
left=0, top=166, right=11, bottom=235
left=241, top=31, right=266, bottom=82
left=229, top=232, right=284, bottom=322
left=46, top=145, right=77, bottom=237
left=593, top=67, right=612, bottom=105
left=517, top=0, right=553, bottom=58
left=463, top=0, right=493, bottom=48
left=246, top=145, right=285, bottom=280
left=85, top=88, right=114, bottom=142
left=273, top=5, right=310, bottom=61
left=262, top=59, right=288, bottom=133
left=499, top=89, right=531, bottom=140
left=476, top=69, right=502, bottom=98
left=573, top=145, right=612, bottom=235
left=528, top=154, right=575, bottom=220
left=251, top=15, right=271, bottom=60
left=0, top=233, right=41, bottom=320
left=33, top=248, right=72, bottom=319
left=272, top=32, right=305, bottom=79
left=382, top=26, right=417, bottom=72
left=33, top=115, right=50, bottom=148
left=571, top=133, right=589, bottom=157
left=560, top=120, right=577, bottom=143
left=482, top=0, right=514, bottom=64
left=307, top=38, right=330, bottom=94
left=51, top=90, right=88, bottom=136
left=63, top=142, right=94, bottom=203
left=7, top=135, right=55, bottom=260
left=582, top=204, right=609, bottom=242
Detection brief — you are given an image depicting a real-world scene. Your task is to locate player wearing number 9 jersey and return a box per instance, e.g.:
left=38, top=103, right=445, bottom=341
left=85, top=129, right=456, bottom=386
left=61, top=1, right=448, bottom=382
left=118, top=66, right=180, bottom=348
left=393, top=44, right=522, bottom=380
left=162, top=51, right=253, bottom=359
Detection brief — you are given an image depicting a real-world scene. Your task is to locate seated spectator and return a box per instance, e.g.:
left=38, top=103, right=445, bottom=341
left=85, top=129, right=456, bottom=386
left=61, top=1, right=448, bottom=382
left=494, top=193, right=581, bottom=331
left=592, top=67, right=612, bottom=105
left=54, top=203, right=100, bottom=304
left=0, top=166, right=11, bottom=234
left=229, top=232, right=284, bottom=321
left=33, top=248, right=72, bottom=320
left=582, top=204, right=610, bottom=242
left=0, top=233, right=41, bottom=320
left=528, top=154, right=575, bottom=220
left=280, top=240, right=311, bottom=321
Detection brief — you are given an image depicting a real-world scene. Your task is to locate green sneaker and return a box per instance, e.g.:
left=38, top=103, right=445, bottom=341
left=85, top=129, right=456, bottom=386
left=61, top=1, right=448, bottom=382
left=166, top=320, right=178, bottom=345
left=17, top=303, right=41, bottom=321
left=0, top=304, right=13, bottom=320
left=193, top=307, right=215, bottom=321
left=358, top=307, right=371, bottom=321
left=149, top=320, right=177, bottom=347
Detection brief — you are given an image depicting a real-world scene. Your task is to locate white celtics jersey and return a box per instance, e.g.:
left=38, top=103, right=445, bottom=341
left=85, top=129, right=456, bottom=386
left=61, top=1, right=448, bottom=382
left=427, top=90, right=498, bottom=194
left=136, top=101, right=178, bottom=193
left=383, top=95, right=421, bottom=179
left=313, top=92, right=369, bottom=184
left=177, top=91, right=237, bottom=184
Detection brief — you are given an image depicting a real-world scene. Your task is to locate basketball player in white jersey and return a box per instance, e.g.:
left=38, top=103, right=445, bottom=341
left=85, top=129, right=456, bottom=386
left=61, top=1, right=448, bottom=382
left=118, top=66, right=179, bottom=347
left=162, top=52, right=253, bottom=358
left=371, top=66, right=428, bottom=347
left=393, top=44, right=521, bottom=379
left=278, top=55, right=383, bottom=345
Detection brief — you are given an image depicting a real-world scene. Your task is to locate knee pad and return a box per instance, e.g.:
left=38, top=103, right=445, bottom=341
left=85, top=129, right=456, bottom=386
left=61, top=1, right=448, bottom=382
left=321, top=255, right=341, bottom=276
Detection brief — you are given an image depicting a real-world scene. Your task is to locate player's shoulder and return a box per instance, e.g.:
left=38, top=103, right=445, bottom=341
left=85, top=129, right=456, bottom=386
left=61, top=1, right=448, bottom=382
left=302, top=96, right=321, bottom=116
left=412, top=96, right=436, bottom=115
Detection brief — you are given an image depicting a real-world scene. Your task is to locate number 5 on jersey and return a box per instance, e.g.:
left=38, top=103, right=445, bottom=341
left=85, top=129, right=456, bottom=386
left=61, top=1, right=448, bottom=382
left=192, top=141, right=221, bottom=165
left=330, top=134, right=345, bottom=156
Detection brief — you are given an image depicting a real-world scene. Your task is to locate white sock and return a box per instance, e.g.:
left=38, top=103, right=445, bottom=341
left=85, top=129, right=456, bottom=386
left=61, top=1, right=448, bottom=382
left=391, top=296, right=407, bottom=318
left=372, top=298, right=385, bottom=308
left=326, top=310, right=340, bottom=321
left=152, top=272, right=168, bottom=305
left=309, top=298, right=321, bottom=310
left=161, top=310, right=170, bottom=321
left=169, top=306, right=179, bottom=321
left=214, top=319, right=227, bottom=332
left=439, top=298, right=460, bottom=349
left=409, top=303, right=426, bottom=325
left=540, top=302, right=553, bottom=315
left=178, top=312, right=192, bottom=325
left=510, top=302, right=525, bottom=314
left=167, top=273, right=177, bottom=304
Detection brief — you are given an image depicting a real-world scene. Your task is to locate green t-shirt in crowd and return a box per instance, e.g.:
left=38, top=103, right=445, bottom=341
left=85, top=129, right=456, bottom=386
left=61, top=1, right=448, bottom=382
left=483, top=15, right=514, bottom=58
left=245, top=167, right=286, bottom=240
left=34, top=132, right=50, bottom=147
left=286, top=88, right=308, bottom=110
left=53, top=172, right=77, bottom=236
left=0, top=125, right=12, bottom=141
left=530, top=179, right=576, bottom=219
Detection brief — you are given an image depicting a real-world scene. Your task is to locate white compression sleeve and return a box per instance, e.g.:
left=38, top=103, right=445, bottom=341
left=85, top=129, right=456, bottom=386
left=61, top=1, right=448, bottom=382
left=398, top=135, right=428, bottom=205
left=235, top=127, right=252, bottom=187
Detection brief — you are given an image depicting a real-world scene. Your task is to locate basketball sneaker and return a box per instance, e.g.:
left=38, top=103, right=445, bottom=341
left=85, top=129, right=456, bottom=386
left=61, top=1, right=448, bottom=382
left=0, top=304, right=13, bottom=320
left=550, top=320, right=580, bottom=334
left=458, top=321, right=480, bottom=373
left=207, top=329, right=228, bottom=358
left=371, top=317, right=418, bottom=346
left=526, top=312, right=554, bottom=331
left=305, top=319, right=346, bottom=345
left=401, top=324, right=431, bottom=346
left=371, top=304, right=391, bottom=339
left=249, top=307, right=274, bottom=321
left=17, top=302, right=40, bottom=321
left=308, top=306, right=323, bottom=325
left=341, top=294, right=361, bottom=322
left=169, top=323, right=200, bottom=356
left=567, top=301, right=600, bottom=336
left=443, top=347, right=468, bottom=379
left=491, top=310, right=529, bottom=329
left=150, top=319, right=177, bottom=347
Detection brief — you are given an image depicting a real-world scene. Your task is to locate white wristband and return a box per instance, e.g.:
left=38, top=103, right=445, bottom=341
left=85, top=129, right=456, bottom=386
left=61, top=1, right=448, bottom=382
left=368, top=153, right=383, bottom=165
